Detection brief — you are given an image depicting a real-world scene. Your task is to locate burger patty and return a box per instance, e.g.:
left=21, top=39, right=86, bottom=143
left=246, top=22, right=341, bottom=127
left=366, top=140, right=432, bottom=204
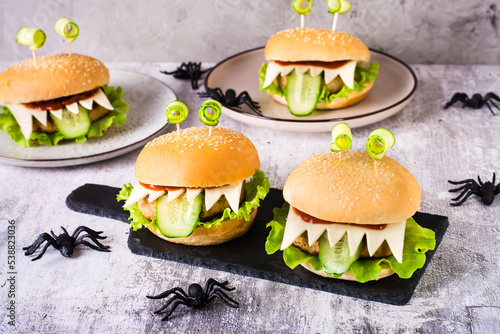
left=137, top=184, right=246, bottom=222
left=33, top=105, right=111, bottom=133
left=292, top=232, right=393, bottom=258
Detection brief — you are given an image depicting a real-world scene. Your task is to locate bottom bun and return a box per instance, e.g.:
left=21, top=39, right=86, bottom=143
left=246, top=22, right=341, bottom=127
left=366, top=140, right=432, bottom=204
left=300, top=262, right=395, bottom=282
left=271, top=82, right=373, bottom=110
left=148, top=208, right=257, bottom=246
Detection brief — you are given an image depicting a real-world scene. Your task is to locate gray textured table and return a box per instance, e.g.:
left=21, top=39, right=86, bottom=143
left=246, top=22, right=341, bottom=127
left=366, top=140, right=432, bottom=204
left=0, top=62, right=499, bottom=333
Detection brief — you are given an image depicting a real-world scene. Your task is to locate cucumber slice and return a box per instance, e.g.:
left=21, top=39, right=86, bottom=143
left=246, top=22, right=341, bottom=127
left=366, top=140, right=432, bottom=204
left=338, top=0, right=351, bottom=14
left=319, top=232, right=361, bottom=275
left=156, top=191, right=203, bottom=238
left=330, top=122, right=352, bottom=152
left=286, top=70, right=322, bottom=116
left=366, top=128, right=395, bottom=160
left=50, top=105, right=91, bottom=139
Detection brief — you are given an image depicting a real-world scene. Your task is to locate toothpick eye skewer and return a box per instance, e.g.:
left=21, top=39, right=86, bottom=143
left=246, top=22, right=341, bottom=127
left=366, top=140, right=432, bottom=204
left=327, top=0, right=351, bottom=31
left=330, top=122, right=352, bottom=161
left=199, top=99, right=222, bottom=137
left=16, top=27, right=46, bottom=66
left=165, top=100, right=189, bottom=139
left=54, top=17, right=79, bottom=55
left=292, top=0, right=313, bottom=28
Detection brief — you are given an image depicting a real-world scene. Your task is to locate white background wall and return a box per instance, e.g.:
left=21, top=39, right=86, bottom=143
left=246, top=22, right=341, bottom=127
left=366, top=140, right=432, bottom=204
left=0, top=0, right=499, bottom=64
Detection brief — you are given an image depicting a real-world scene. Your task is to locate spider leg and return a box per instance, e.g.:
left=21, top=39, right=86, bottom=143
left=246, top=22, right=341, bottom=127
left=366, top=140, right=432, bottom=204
left=152, top=293, right=188, bottom=313
left=444, top=93, right=469, bottom=108
left=483, top=101, right=497, bottom=115
left=206, top=289, right=239, bottom=308
left=450, top=190, right=479, bottom=206
left=24, top=235, right=58, bottom=261
left=147, top=287, right=189, bottom=300
left=447, top=179, right=476, bottom=186
left=23, top=233, right=56, bottom=254
left=74, top=235, right=110, bottom=252
left=204, top=279, right=234, bottom=295
left=159, top=300, right=190, bottom=321
left=71, top=226, right=106, bottom=240
left=243, top=100, right=263, bottom=114
left=448, top=184, right=472, bottom=193
left=450, top=185, right=476, bottom=201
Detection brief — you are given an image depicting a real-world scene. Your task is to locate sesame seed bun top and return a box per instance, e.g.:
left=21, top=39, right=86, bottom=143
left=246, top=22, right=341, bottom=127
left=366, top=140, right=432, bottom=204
left=283, top=151, right=421, bottom=225
left=0, top=53, right=109, bottom=104
left=135, top=127, right=261, bottom=188
left=265, top=28, right=370, bottom=63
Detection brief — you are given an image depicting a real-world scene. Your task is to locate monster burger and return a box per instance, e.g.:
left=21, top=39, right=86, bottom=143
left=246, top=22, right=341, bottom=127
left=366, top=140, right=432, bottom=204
left=266, top=150, right=436, bottom=282
left=118, top=127, right=270, bottom=246
left=259, top=28, right=378, bottom=116
left=0, top=53, right=128, bottom=147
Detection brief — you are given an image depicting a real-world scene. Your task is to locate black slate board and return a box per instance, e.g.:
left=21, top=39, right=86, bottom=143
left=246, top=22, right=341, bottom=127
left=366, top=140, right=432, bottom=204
left=66, top=183, right=449, bottom=305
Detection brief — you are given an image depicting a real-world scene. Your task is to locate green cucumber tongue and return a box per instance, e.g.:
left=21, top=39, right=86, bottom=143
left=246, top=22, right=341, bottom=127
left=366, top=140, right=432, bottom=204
left=319, top=232, right=361, bottom=275
left=156, top=191, right=203, bottom=238
left=286, top=70, right=322, bottom=116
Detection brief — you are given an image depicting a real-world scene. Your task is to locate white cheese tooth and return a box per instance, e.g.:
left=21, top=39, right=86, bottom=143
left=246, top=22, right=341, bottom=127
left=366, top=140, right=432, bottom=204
left=168, top=188, right=185, bottom=202
left=295, top=65, right=309, bottom=75
left=186, top=188, right=203, bottom=202
left=309, top=67, right=324, bottom=77
left=383, top=220, right=407, bottom=263
left=281, top=208, right=308, bottom=250
left=147, top=189, right=166, bottom=202
left=346, top=228, right=366, bottom=257
left=327, top=228, right=347, bottom=247
left=6, top=104, right=34, bottom=140
left=50, top=109, right=63, bottom=120
left=222, top=180, right=243, bottom=213
left=280, top=65, right=295, bottom=77
left=66, top=102, right=80, bottom=114
left=31, top=109, right=47, bottom=126
left=93, top=88, right=114, bottom=110
left=204, top=187, right=223, bottom=211
left=324, top=68, right=341, bottom=85
left=338, top=60, right=357, bottom=89
left=306, top=225, right=327, bottom=247
left=262, top=62, right=282, bottom=89
left=79, top=96, right=94, bottom=110
left=365, top=229, right=388, bottom=257
left=123, top=182, right=150, bottom=208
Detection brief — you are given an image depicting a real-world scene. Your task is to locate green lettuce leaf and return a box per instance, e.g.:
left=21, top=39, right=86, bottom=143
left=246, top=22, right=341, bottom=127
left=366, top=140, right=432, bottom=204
left=0, top=84, right=129, bottom=147
left=258, top=62, right=379, bottom=105
left=265, top=201, right=436, bottom=282
left=117, top=170, right=270, bottom=233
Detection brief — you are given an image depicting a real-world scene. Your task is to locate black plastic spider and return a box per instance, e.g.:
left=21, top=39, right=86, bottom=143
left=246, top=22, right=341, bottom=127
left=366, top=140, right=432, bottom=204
left=160, top=62, right=211, bottom=90
left=448, top=173, right=500, bottom=206
left=146, top=278, right=239, bottom=321
left=23, top=226, right=110, bottom=261
left=444, top=92, right=500, bottom=115
left=198, top=87, right=262, bottom=115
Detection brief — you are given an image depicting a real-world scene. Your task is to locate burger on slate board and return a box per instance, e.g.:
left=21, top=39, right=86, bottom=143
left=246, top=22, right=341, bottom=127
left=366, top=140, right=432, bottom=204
left=266, top=150, right=436, bottom=283
left=118, top=126, right=270, bottom=246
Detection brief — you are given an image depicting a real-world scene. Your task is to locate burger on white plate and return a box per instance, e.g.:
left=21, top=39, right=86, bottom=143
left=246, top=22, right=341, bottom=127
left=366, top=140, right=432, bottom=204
left=118, top=126, right=270, bottom=246
left=0, top=53, right=128, bottom=147
left=258, top=27, right=378, bottom=116
left=266, top=150, right=436, bottom=282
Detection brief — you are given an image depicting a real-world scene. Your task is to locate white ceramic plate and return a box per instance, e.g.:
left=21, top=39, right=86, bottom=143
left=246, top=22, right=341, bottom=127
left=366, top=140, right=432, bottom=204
left=0, top=69, right=176, bottom=167
left=205, top=48, right=417, bottom=132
